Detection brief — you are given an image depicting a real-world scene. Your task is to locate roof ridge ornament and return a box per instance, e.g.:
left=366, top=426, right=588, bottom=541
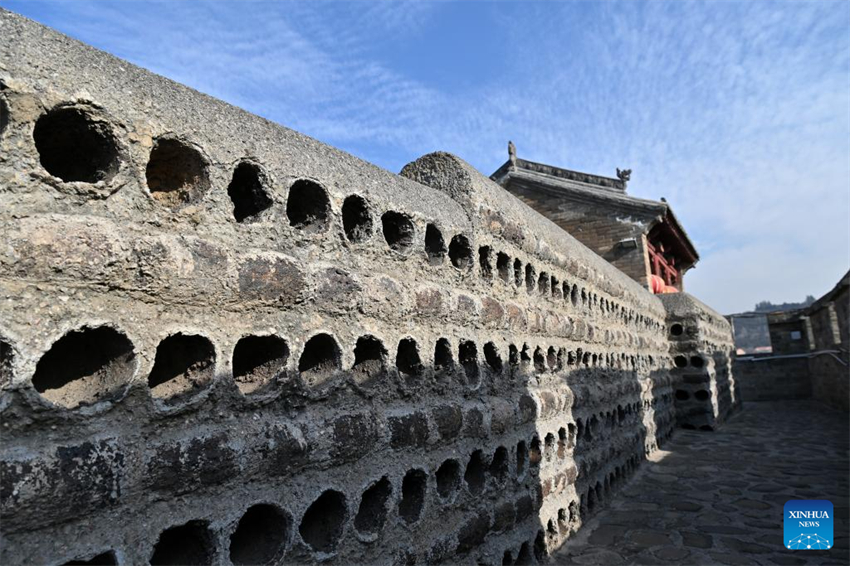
left=616, top=167, right=631, bottom=185
left=508, top=140, right=517, bottom=166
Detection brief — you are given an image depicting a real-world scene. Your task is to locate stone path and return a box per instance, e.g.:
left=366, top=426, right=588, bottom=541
left=552, top=401, right=849, bottom=565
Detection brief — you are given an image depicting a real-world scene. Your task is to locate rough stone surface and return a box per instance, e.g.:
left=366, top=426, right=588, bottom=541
left=0, top=9, right=745, bottom=566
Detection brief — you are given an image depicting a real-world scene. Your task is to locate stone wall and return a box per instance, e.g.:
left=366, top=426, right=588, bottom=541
left=660, top=293, right=739, bottom=430
left=0, top=11, right=689, bottom=565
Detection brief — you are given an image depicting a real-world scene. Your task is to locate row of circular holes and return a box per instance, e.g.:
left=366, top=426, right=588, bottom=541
left=22, top=104, right=664, bottom=335
left=15, top=323, right=666, bottom=409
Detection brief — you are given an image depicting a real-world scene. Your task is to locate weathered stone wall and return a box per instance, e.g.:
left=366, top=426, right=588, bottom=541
left=733, top=356, right=812, bottom=402
left=659, top=293, right=739, bottom=430
left=0, top=11, right=686, bottom=565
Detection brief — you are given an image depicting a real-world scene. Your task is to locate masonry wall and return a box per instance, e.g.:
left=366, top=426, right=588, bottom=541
left=733, top=357, right=812, bottom=402
left=659, top=293, right=739, bottom=430
left=808, top=285, right=849, bottom=412
left=0, top=11, right=682, bottom=566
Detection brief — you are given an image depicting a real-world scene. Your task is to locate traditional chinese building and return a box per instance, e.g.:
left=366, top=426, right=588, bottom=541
left=492, top=144, right=698, bottom=292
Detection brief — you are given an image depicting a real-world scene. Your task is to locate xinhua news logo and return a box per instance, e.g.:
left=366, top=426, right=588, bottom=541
left=784, top=500, right=833, bottom=550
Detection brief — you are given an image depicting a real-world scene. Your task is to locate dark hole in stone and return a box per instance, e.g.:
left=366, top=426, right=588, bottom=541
left=341, top=194, right=373, bottom=243
left=436, top=459, right=462, bottom=500
left=700, top=424, right=714, bottom=431
left=502, top=550, right=514, bottom=565
left=0, top=339, right=13, bottom=388
left=0, top=98, right=8, bottom=137
left=695, top=389, right=710, bottom=401
left=230, top=503, right=289, bottom=565
left=529, top=436, right=542, bottom=466
left=544, top=433, right=555, bottom=459
left=691, top=355, right=705, bottom=368
left=520, top=344, right=531, bottom=366
left=352, top=335, right=386, bottom=386
left=479, top=246, right=493, bottom=279
left=525, top=264, right=535, bottom=293
left=354, top=476, right=392, bottom=536
left=538, top=272, right=549, bottom=296
left=298, top=333, right=341, bottom=388
left=232, top=335, right=288, bottom=396
left=287, top=179, right=330, bottom=232
left=464, top=450, right=486, bottom=494
left=557, top=427, right=567, bottom=458
left=484, top=342, right=503, bottom=374
left=449, top=234, right=473, bottom=270
left=459, top=340, right=480, bottom=387
left=424, top=223, right=446, bottom=264
left=434, top=338, right=454, bottom=376
left=515, top=542, right=532, bottom=566
left=399, top=469, right=427, bottom=524
left=513, top=259, right=523, bottom=287
left=681, top=423, right=696, bottom=430
left=33, top=326, right=135, bottom=409
left=227, top=161, right=272, bottom=223
left=674, top=355, right=688, bottom=368
left=571, top=285, right=578, bottom=306
left=396, top=338, right=423, bottom=385
left=150, top=520, right=215, bottom=565
left=299, top=490, right=347, bottom=553
left=516, top=441, right=527, bottom=476
left=147, top=333, right=215, bottom=404
left=146, top=138, right=209, bottom=208
left=551, top=276, right=560, bottom=298
left=497, top=252, right=511, bottom=282
left=581, top=288, right=588, bottom=305
left=489, top=446, right=509, bottom=483
left=670, top=323, right=684, bottom=336
left=508, top=344, right=519, bottom=367
left=381, top=211, right=415, bottom=253
left=63, top=551, right=117, bottom=565
left=547, top=519, right=557, bottom=535
left=533, top=347, right=545, bottom=373
left=546, top=347, right=557, bottom=370
left=33, top=105, right=119, bottom=183
left=534, top=530, right=547, bottom=562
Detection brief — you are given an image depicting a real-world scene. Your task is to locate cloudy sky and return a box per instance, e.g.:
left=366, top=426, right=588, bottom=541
left=5, top=0, right=849, bottom=314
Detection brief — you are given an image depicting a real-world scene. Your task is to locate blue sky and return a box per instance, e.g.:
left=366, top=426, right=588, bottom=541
left=5, top=0, right=849, bottom=313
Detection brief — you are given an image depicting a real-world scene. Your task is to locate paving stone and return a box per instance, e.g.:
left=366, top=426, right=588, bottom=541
left=681, top=531, right=713, bottom=549
left=767, top=555, right=807, bottom=565
left=628, top=530, right=671, bottom=547
left=652, top=547, right=690, bottom=562
left=721, top=536, right=772, bottom=554
left=588, top=524, right=629, bottom=546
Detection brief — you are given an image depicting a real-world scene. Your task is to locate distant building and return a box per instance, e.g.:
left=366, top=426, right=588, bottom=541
left=492, top=146, right=698, bottom=291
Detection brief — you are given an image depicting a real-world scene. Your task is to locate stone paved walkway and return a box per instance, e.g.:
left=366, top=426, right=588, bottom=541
left=552, top=401, right=849, bottom=565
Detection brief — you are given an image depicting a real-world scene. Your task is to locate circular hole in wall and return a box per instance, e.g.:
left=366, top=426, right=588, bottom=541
left=352, top=335, right=387, bottom=387
left=300, top=490, right=347, bottom=554
left=695, top=389, right=710, bottom=401
left=342, top=195, right=373, bottom=243
left=484, top=342, right=503, bottom=374
left=424, top=224, right=446, bottom=265
left=434, top=337, right=453, bottom=375
left=150, top=520, right=215, bottom=566
left=464, top=450, right=486, bottom=495
left=436, top=459, right=462, bottom=501
left=146, top=138, right=210, bottom=208
left=298, top=333, right=341, bottom=388
left=396, top=338, right=423, bottom=386
left=670, top=323, right=684, bottom=336
left=458, top=340, right=480, bottom=388
left=674, top=355, right=688, bottom=368
left=399, top=469, right=427, bottom=524
left=232, top=335, right=288, bottom=396
left=230, top=504, right=289, bottom=565
left=448, top=234, right=473, bottom=270
left=32, top=326, right=135, bottom=409
left=33, top=105, right=120, bottom=183
left=227, top=161, right=272, bottom=223
left=489, top=446, right=510, bottom=483
left=354, top=476, right=392, bottom=537
left=147, top=333, right=215, bottom=404
left=382, top=211, right=414, bottom=253
left=0, top=98, right=9, bottom=138
left=286, top=179, right=330, bottom=232
left=690, top=356, right=705, bottom=368
left=675, top=390, right=690, bottom=401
